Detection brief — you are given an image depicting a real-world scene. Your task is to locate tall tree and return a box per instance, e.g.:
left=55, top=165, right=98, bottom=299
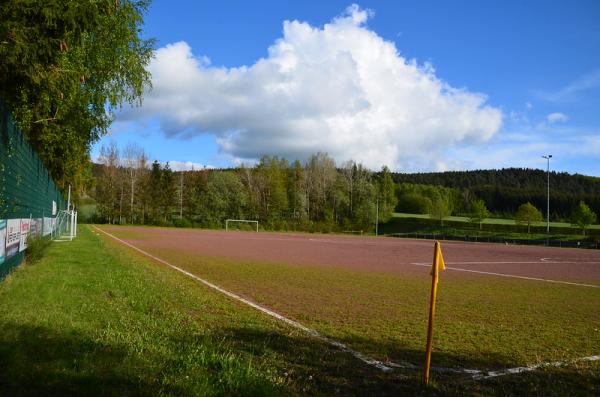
left=239, top=164, right=259, bottom=220
left=254, top=156, right=289, bottom=223
left=203, top=171, right=248, bottom=227
left=287, top=160, right=307, bottom=224
left=348, top=163, right=375, bottom=230
left=122, top=142, right=145, bottom=223
left=305, top=152, right=336, bottom=221
left=376, top=166, right=397, bottom=223
left=160, top=163, right=176, bottom=221
left=147, top=161, right=163, bottom=223
left=96, top=141, right=119, bottom=223
left=469, top=199, right=489, bottom=230
left=135, top=153, right=150, bottom=224
left=515, top=202, right=543, bottom=234
left=571, top=201, right=597, bottom=236
left=341, top=160, right=358, bottom=216
left=0, top=0, right=153, bottom=191
left=429, top=193, right=452, bottom=226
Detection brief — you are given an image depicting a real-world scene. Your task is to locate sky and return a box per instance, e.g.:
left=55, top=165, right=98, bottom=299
left=92, top=0, right=600, bottom=175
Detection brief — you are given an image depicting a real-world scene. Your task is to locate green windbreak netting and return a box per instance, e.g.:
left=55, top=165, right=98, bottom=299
left=0, top=102, right=67, bottom=279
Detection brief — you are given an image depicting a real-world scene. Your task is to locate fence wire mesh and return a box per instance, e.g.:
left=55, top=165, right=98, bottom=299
left=1, top=102, right=68, bottom=278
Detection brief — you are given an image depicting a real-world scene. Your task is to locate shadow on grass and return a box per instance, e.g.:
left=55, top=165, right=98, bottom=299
left=0, top=323, right=179, bottom=397
left=214, top=326, right=599, bottom=396
left=0, top=321, right=596, bottom=396
left=213, top=326, right=446, bottom=396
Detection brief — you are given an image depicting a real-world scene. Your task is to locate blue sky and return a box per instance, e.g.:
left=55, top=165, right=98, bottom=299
left=93, top=1, right=600, bottom=175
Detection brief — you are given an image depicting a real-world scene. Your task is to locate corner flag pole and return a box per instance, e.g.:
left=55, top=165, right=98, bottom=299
left=423, top=240, right=445, bottom=385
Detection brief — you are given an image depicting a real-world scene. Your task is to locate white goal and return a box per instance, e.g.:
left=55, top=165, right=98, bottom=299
left=225, top=219, right=259, bottom=232
left=53, top=209, right=77, bottom=241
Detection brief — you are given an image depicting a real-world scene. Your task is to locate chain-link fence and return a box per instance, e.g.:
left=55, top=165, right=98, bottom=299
left=1, top=102, right=67, bottom=279
left=388, top=232, right=600, bottom=250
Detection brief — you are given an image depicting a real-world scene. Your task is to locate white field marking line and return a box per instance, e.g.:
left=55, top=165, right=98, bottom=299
left=220, top=235, right=388, bottom=247
left=175, top=232, right=401, bottom=248
left=473, top=355, right=600, bottom=380
left=423, top=260, right=600, bottom=265
left=411, top=263, right=600, bottom=288
left=173, top=233, right=376, bottom=246
left=92, top=225, right=393, bottom=372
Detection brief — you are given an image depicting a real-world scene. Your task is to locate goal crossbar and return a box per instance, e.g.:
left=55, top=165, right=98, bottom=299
left=225, top=219, right=258, bottom=232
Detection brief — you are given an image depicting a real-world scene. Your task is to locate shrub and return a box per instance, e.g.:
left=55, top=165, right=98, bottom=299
left=154, top=219, right=174, bottom=227
left=173, top=218, right=193, bottom=228
left=25, top=235, right=52, bottom=264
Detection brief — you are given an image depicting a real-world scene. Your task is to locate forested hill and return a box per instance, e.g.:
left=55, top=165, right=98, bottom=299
left=391, top=168, right=599, bottom=194
left=392, top=168, right=600, bottom=219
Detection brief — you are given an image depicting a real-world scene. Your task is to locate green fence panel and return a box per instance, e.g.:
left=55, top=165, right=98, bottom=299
left=0, top=102, right=67, bottom=279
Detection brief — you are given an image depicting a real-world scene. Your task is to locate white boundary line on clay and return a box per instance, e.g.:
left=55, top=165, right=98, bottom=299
left=438, top=260, right=600, bottom=265
left=92, top=226, right=600, bottom=379
left=472, top=355, right=600, bottom=379
left=411, top=263, right=600, bottom=288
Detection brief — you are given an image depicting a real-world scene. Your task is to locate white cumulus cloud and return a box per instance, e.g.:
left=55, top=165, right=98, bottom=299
left=166, top=161, right=212, bottom=171
left=546, top=112, right=569, bottom=123
left=125, top=4, right=502, bottom=170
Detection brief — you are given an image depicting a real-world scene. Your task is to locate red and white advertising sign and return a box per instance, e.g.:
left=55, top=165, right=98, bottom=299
left=19, top=218, right=30, bottom=252
left=0, top=219, right=6, bottom=264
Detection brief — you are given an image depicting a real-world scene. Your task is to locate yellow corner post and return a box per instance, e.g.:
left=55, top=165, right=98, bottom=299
left=423, top=240, right=445, bottom=385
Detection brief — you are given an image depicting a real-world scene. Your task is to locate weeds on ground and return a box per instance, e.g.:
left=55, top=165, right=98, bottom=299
left=25, top=235, right=51, bottom=264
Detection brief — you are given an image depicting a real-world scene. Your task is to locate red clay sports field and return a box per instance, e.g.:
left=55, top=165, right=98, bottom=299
left=94, top=225, right=600, bottom=379
left=97, top=226, right=600, bottom=286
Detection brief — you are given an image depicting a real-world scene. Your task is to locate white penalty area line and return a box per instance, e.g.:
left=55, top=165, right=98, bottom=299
left=411, top=263, right=600, bottom=288
left=91, top=225, right=392, bottom=372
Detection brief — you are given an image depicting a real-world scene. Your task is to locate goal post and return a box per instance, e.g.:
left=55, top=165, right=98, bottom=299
left=225, top=219, right=259, bottom=232
left=342, top=230, right=363, bottom=236
left=53, top=209, right=78, bottom=241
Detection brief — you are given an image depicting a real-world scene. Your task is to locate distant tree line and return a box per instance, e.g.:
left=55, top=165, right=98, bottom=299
left=91, top=144, right=598, bottom=233
left=93, top=143, right=397, bottom=232
left=392, top=168, right=600, bottom=220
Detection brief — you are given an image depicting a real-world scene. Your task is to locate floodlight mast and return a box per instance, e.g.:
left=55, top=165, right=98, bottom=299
left=542, top=155, right=552, bottom=237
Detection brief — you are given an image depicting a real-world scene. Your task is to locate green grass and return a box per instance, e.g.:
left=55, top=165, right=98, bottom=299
left=1, top=225, right=599, bottom=396
left=393, top=212, right=600, bottom=229
left=0, top=227, right=285, bottom=395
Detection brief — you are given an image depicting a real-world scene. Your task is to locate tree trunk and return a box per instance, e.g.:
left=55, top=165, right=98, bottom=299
left=130, top=176, right=134, bottom=224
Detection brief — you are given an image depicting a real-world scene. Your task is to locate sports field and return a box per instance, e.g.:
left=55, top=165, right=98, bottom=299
left=94, top=225, right=600, bottom=382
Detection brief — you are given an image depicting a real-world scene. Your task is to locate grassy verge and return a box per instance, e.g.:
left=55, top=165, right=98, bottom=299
left=1, top=225, right=598, bottom=395
left=392, top=212, right=600, bottom=230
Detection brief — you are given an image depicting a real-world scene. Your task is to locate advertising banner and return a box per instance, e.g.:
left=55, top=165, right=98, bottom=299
left=19, top=218, right=30, bottom=252
left=30, top=218, right=42, bottom=238
left=0, top=220, right=6, bottom=265
left=6, top=219, right=20, bottom=259
left=43, top=217, right=53, bottom=236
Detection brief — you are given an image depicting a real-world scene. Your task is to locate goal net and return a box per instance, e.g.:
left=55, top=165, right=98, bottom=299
left=225, top=219, right=259, bottom=232
left=53, top=209, right=78, bottom=241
